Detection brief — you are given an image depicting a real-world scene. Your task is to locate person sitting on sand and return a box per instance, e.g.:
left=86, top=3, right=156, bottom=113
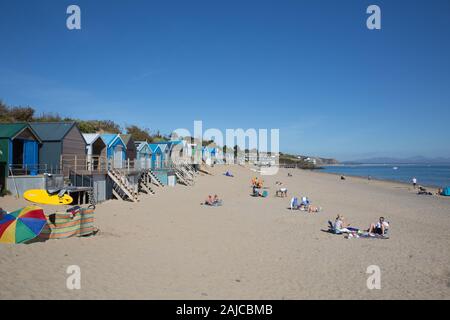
left=203, top=195, right=213, bottom=205
left=0, top=207, right=6, bottom=219
left=211, top=194, right=223, bottom=206
left=334, top=214, right=352, bottom=233
left=437, top=188, right=443, bottom=196
left=276, top=187, right=288, bottom=197
left=368, top=217, right=389, bottom=235
left=256, top=179, right=264, bottom=188
left=224, top=171, right=234, bottom=177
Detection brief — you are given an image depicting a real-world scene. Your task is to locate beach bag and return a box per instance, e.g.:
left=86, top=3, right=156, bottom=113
left=443, top=187, right=450, bottom=196
left=38, top=207, right=96, bottom=240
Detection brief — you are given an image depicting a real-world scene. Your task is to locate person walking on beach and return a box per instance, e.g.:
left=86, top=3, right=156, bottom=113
left=412, top=177, right=417, bottom=189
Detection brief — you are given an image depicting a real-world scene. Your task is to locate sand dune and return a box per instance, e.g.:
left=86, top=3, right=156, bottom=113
left=1, top=165, right=449, bottom=299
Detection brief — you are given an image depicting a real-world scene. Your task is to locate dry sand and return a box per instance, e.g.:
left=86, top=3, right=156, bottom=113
left=1, top=165, right=449, bottom=299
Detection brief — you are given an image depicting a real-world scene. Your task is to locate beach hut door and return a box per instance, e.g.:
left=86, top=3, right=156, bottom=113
left=23, top=140, right=38, bottom=175
left=114, top=145, right=123, bottom=168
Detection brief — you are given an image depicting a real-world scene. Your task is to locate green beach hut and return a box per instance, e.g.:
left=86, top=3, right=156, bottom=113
left=0, top=123, right=42, bottom=191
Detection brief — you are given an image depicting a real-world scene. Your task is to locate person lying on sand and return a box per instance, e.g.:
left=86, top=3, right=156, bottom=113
left=306, top=205, right=322, bottom=213
left=368, top=217, right=389, bottom=235
left=417, top=186, right=432, bottom=195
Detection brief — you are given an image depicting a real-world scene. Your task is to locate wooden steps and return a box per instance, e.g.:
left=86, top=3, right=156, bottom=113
left=107, top=169, right=139, bottom=202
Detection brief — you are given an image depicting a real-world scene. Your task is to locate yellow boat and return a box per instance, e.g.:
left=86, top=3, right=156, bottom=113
left=23, top=189, right=73, bottom=206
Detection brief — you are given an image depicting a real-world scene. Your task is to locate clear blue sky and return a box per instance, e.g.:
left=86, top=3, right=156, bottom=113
left=1, top=0, right=449, bottom=160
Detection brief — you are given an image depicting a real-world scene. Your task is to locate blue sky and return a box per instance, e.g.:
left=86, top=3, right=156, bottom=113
left=1, top=0, right=449, bottom=160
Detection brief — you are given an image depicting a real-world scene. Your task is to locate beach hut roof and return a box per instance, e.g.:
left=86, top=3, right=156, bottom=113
left=157, top=143, right=168, bottom=152
left=82, top=133, right=101, bottom=145
left=134, top=141, right=150, bottom=152
left=29, top=122, right=80, bottom=142
left=101, top=133, right=125, bottom=148
left=0, top=123, right=42, bottom=142
left=148, top=143, right=162, bottom=153
left=120, top=134, right=133, bottom=145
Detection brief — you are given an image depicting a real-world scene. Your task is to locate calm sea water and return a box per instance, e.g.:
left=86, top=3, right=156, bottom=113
left=320, top=164, right=450, bottom=187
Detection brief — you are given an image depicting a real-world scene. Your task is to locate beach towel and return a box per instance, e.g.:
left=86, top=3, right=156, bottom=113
left=346, top=232, right=389, bottom=239
left=38, top=206, right=96, bottom=240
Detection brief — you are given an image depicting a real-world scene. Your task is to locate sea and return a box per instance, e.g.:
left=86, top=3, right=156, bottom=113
left=320, top=164, right=450, bottom=188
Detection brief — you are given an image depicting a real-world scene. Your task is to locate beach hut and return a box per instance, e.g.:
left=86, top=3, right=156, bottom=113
left=149, top=143, right=163, bottom=169
left=29, top=122, right=86, bottom=175
left=100, top=134, right=126, bottom=169
left=168, top=140, right=185, bottom=158
left=82, top=133, right=107, bottom=170
left=135, top=141, right=152, bottom=169
left=156, top=142, right=171, bottom=167
left=120, top=134, right=137, bottom=162
left=0, top=123, right=42, bottom=190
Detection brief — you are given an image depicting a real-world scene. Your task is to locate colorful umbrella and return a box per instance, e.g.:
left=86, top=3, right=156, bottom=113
left=0, top=206, right=47, bottom=244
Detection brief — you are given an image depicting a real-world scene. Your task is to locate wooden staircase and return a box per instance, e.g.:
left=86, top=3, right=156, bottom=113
left=147, top=169, right=164, bottom=187
left=138, top=171, right=156, bottom=195
left=174, top=165, right=194, bottom=186
left=107, top=169, right=139, bottom=202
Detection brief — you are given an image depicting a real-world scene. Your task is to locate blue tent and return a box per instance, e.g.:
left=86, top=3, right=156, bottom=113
left=442, top=187, right=450, bottom=196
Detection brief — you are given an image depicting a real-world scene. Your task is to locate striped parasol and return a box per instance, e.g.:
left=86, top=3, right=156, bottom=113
left=0, top=206, right=46, bottom=244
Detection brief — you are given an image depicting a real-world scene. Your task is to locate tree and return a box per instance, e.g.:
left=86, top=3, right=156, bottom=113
left=9, top=106, right=35, bottom=122
left=126, top=125, right=152, bottom=142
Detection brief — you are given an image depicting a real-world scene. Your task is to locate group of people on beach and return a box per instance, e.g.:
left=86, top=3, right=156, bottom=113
left=203, top=195, right=222, bottom=206
left=289, top=196, right=322, bottom=213
left=332, top=215, right=389, bottom=237
left=251, top=177, right=268, bottom=197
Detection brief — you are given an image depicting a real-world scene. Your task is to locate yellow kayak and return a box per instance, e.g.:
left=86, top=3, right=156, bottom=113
left=23, top=189, right=73, bottom=206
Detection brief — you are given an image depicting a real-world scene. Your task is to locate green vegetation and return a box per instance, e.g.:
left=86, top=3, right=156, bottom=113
left=0, top=100, right=169, bottom=141
left=279, top=153, right=317, bottom=169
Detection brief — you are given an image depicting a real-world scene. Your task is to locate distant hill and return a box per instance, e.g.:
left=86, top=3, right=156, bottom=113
left=280, top=153, right=339, bottom=167
left=344, top=156, right=450, bottom=165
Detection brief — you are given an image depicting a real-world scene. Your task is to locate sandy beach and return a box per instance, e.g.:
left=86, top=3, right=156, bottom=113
left=1, top=165, right=449, bottom=300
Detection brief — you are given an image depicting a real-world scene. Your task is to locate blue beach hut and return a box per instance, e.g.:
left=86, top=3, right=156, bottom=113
left=101, top=134, right=126, bottom=169
left=135, top=141, right=152, bottom=169
left=148, top=143, right=162, bottom=169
